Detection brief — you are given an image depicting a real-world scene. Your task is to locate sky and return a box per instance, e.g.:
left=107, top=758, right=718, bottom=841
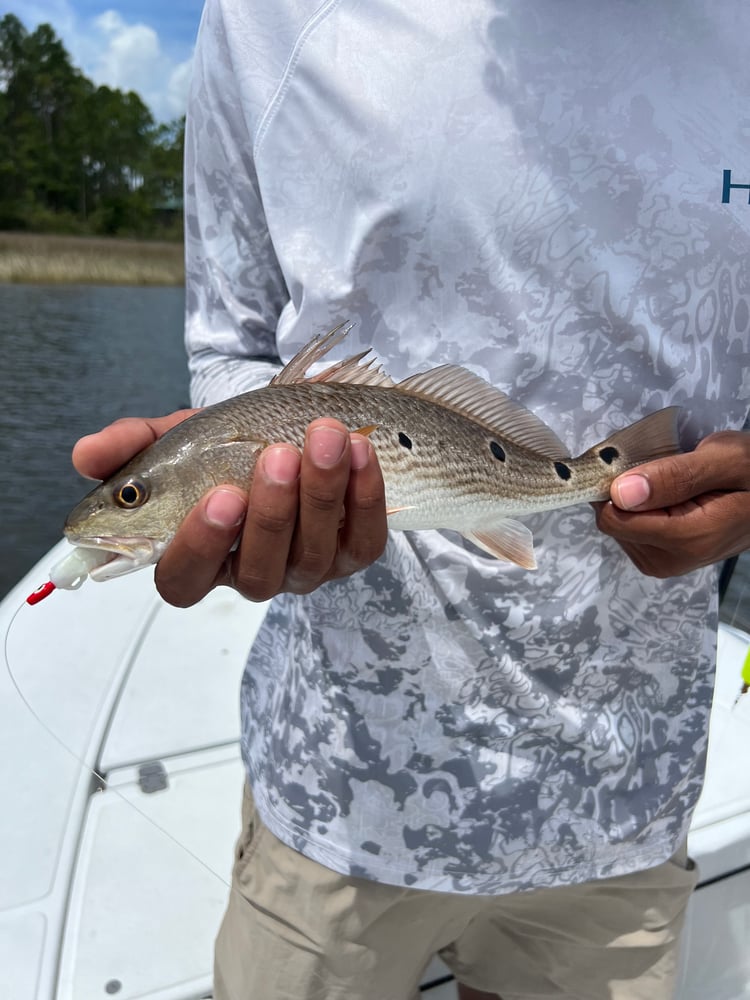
left=3, top=0, right=206, bottom=121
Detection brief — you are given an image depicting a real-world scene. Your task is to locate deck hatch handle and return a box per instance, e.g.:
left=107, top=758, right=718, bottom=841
left=138, top=760, right=168, bottom=793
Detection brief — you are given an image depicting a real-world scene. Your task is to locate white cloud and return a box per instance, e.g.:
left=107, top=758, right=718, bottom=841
left=166, top=58, right=193, bottom=119
left=92, top=12, right=159, bottom=87
left=85, top=9, right=192, bottom=120
left=11, top=3, right=193, bottom=122
left=85, top=9, right=192, bottom=121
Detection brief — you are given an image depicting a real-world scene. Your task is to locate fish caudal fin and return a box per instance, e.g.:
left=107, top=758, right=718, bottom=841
left=583, top=406, right=682, bottom=472
left=465, top=519, right=537, bottom=570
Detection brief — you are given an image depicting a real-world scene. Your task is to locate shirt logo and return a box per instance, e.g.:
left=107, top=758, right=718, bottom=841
left=722, top=169, right=750, bottom=204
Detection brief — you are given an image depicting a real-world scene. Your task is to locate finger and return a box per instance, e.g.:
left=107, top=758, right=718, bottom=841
left=231, top=444, right=302, bottom=601
left=155, top=487, right=248, bottom=607
left=333, top=434, right=388, bottom=576
left=285, top=419, right=352, bottom=593
left=596, top=496, right=712, bottom=545
left=595, top=490, right=750, bottom=575
left=72, top=410, right=198, bottom=480
left=610, top=430, right=750, bottom=511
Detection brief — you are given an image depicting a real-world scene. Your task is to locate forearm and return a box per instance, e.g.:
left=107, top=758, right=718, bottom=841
left=188, top=350, right=282, bottom=407
left=183, top=0, right=288, bottom=407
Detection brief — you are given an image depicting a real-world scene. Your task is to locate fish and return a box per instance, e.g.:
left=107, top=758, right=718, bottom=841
left=59, top=324, right=681, bottom=586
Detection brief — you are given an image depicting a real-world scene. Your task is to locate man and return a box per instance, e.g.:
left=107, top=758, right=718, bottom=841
left=74, top=1, right=750, bottom=997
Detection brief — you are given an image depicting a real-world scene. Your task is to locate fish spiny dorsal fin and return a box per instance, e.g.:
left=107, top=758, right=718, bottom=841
left=270, top=322, right=395, bottom=388
left=270, top=322, right=351, bottom=385
left=398, top=366, right=569, bottom=459
left=309, top=350, right=395, bottom=387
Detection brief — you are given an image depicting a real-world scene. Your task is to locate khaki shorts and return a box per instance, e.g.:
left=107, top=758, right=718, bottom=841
left=214, top=784, right=698, bottom=1000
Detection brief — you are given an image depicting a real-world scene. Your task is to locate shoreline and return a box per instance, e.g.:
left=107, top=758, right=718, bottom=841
left=0, top=231, right=184, bottom=286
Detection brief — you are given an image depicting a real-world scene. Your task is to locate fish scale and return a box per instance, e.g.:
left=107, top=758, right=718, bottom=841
left=60, top=326, right=682, bottom=584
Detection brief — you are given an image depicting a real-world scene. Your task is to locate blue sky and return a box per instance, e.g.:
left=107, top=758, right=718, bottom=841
left=2, top=1, right=205, bottom=120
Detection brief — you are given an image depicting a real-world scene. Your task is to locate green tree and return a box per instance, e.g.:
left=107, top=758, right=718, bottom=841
left=0, top=14, right=36, bottom=225
left=0, top=13, right=184, bottom=238
left=84, top=85, right=158, bottom=233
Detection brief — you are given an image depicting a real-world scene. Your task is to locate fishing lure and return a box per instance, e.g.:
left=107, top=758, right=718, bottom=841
left=26, top=547, right=107, bottom=603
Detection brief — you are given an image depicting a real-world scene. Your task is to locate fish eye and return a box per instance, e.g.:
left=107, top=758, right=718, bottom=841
left=113, top=478, right=149, bottom=509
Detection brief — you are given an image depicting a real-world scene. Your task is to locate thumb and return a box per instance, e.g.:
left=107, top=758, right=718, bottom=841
left=610, top=431, right=750, bottom=511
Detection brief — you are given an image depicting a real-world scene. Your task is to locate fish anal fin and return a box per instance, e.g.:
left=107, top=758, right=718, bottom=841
left=399, top=366, right=568, bottom=459
left=464, top=519, right=537, bottom=570
left=386, top=504, right=416, bottom=516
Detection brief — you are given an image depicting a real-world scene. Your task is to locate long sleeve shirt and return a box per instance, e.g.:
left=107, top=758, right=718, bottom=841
left=184, top=0, right=750, bottom=893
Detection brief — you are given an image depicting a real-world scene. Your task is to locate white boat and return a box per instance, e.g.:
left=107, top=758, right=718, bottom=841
left=1, top=540, right=749, bottom=999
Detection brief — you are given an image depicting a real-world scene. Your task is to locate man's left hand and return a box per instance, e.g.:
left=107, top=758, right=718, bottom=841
left=594, top=430, right=750, bottom=577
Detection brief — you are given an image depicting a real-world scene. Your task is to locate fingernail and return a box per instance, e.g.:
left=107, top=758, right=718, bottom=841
left=308, top=426, right=347, bottom=469
left=614, top=474, right=651, bottom=510
left=262, top=446, right=301, bottom=484
left=350, top=436, right=371, bottom=471
left=205, top=489, right=247, bottom=528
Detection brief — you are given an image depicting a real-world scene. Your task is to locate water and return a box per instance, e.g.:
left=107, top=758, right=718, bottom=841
left=0, top=284, right=190, bottom=598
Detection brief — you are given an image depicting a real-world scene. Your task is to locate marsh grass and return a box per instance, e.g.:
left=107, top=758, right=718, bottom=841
left=0, top=232, right=184, bottom=285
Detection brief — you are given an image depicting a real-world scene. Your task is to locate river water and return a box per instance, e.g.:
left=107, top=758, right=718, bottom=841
left=0, top=283, right=189, bottom=598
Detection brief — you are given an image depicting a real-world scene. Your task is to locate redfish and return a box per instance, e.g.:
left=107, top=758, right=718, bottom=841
left=53, top=325, right=680, bottom=589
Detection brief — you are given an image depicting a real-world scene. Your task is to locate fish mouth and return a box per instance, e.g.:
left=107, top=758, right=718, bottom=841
left=65, top=535, right=169, bottom=582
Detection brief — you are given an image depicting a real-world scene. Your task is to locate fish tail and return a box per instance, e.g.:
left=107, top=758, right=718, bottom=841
left=582, top=405, right=682, bottom=473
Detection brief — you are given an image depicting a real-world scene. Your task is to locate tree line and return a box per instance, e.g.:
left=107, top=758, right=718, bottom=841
left=0, top=14, right=185, bottom=239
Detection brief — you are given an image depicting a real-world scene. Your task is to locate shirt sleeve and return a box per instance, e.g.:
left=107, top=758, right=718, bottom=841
left=184, top=0, right=289, bottom=407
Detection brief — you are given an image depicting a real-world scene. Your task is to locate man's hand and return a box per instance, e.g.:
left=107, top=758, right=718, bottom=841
left=595, top=430, right=750, bottom=577
left=72, top=412, right=388, bottom=607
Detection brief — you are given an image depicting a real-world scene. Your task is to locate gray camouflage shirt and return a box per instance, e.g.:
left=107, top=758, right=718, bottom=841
left=185, top=0, right=750, bottom=893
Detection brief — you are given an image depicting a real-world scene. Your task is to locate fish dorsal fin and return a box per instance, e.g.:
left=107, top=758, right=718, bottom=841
left=309, top=350, right=396, bottom=387
left=273, top=330, right=565, bottom=456
left=398, top=366, right=568, bottom=459
left=270, top=323, right=395, bottom=388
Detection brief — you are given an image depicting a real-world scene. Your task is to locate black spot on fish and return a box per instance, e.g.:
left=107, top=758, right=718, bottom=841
left=398, top=432, right=413, bottom=449
left=554, top=461, right=572, bottom=481
left=490, top=440, right=506, bottom=462
left=599, top=446, right=619, bottom=465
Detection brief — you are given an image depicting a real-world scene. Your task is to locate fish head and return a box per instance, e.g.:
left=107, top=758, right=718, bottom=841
left=63, top=416, right=267, bottom=582
left=63, top=447, right=209, bottom=581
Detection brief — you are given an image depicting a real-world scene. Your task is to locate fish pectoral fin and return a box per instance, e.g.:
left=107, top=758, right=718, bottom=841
left=464, top=519, right=537, bottom=570
left=354, top=424, right=379, bottom=437
left=386, top=504, right=417, bottom=516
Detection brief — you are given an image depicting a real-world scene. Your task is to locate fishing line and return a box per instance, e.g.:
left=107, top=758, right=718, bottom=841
left=3, top=596, right=239, bottom=906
